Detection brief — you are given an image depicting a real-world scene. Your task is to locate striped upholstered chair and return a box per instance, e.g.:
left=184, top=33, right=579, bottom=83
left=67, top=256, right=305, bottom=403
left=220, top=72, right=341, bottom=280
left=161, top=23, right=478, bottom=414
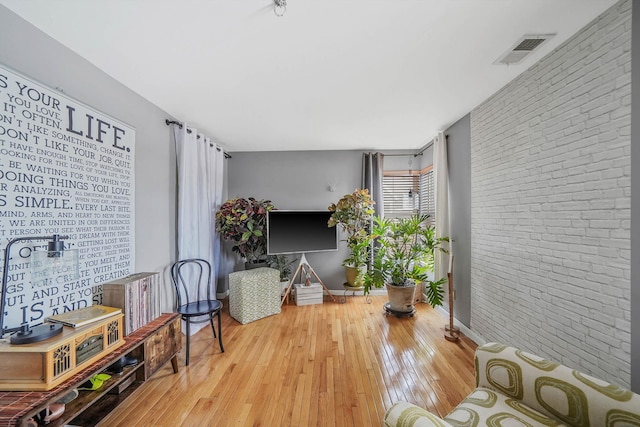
left=385, top=342, right=640, bottom=427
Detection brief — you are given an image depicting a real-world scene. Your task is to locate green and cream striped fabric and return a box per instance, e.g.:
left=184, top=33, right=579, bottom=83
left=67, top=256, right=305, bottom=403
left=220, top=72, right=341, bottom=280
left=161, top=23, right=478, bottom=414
left=384, top=402, right=455, bottom=427
left=229, top=267, right=281, bottom=325
left=384, top=343, right=640, bottom=427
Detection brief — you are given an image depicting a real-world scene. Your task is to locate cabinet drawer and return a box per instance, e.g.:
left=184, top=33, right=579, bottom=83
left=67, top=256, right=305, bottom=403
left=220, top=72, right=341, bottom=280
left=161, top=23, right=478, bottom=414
left=144, top=316, right=181, bottom=378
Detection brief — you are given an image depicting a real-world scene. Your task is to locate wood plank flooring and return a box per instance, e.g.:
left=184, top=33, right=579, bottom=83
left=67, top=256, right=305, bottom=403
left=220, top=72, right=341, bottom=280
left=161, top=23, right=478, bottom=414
left=98, top=296, right=477, bottom=427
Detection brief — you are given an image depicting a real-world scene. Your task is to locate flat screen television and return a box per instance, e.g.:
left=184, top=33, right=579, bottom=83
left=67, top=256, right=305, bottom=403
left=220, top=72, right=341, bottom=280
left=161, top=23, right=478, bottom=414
left=267, top=210, right=338, bottom=255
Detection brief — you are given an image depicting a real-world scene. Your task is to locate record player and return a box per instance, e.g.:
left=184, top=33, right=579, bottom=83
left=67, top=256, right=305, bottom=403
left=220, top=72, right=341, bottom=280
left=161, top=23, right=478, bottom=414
left=0, top=308, right=124, bottom=391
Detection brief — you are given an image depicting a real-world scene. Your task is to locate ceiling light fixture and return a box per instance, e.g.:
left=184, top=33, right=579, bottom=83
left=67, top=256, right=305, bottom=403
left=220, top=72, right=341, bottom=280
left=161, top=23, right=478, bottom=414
left=274, top=0, right=286, bottom=17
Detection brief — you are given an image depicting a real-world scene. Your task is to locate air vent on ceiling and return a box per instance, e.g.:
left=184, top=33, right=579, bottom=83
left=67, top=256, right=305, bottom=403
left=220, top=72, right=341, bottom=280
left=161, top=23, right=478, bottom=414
left=494, top=34, right=555, bottom=65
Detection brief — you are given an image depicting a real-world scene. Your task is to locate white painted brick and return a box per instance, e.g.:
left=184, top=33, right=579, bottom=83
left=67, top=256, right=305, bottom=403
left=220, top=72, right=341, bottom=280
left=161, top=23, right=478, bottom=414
left=615, top=318, right=631, bottom=334
left=470, top=1, right=630, bottom=387
left=585, top=114, right=611, bottom=129
left=581, top=210, right=616, bottom=219
left=589, top=220, right=621, bottom=229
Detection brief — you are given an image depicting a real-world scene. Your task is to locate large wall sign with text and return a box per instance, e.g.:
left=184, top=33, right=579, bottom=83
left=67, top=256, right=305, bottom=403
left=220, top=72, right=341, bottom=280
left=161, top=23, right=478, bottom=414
left=0, top=64, right=135, bottom=331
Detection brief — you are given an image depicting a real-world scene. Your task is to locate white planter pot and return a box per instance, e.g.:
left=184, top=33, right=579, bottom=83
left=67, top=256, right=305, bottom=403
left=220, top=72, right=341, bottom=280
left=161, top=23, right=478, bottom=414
left=385, top=283, right=416, bottom=313
left=280, top=280, right=290, bottom=296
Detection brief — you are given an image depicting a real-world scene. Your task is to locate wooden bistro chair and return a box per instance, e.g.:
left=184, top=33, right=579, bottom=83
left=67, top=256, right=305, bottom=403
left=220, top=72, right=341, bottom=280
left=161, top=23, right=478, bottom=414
left=170, top=258, right=224, bottom=365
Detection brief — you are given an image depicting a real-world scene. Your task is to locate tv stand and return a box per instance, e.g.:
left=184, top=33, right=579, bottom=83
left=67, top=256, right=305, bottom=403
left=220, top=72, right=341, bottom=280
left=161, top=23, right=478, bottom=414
left=281, top=254, right=336, bottom=305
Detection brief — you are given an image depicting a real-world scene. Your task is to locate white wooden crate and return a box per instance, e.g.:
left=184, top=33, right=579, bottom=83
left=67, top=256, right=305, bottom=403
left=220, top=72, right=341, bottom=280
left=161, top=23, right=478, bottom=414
left=294, top=283, right=323, bottom=305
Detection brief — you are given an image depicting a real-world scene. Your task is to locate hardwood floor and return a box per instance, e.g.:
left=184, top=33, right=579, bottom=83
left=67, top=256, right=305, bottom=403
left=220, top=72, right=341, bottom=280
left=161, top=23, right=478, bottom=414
left=98, top=296, right=477, bottom=427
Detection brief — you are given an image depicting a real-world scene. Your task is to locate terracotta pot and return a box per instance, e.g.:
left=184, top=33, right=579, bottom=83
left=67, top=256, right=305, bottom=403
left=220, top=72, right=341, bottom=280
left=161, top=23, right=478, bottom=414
left=385, top=282, right=416, bottom=313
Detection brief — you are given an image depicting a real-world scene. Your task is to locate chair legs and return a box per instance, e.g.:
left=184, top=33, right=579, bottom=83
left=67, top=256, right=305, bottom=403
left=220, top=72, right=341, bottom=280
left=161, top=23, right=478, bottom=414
left=217, top=311, right=224, bottom=353
left=185, top=318, right=191, bottom=366
left=183, top=312, right=223, bottom=366
left=209, top=314, right=217, bottom=338
left=208, top=311, right=224, bottom=353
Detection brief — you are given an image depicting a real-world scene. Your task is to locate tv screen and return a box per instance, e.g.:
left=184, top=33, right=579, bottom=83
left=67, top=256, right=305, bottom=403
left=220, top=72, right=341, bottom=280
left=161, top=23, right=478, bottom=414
left=267, top=211, right=338, bottom=255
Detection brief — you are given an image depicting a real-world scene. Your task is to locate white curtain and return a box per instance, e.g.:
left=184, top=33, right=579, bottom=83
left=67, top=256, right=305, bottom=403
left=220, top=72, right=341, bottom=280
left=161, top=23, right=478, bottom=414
left=208, top=137, right=227, bottom=297
left=174, top=125, right=225, bottom=335
left=433, top=131, right=451, bottom=296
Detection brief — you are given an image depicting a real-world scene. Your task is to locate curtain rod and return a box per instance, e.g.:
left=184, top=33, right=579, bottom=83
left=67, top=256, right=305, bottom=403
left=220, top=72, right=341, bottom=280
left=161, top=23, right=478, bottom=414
left=383, top=153, right=423, bottom=157
left=165, top=119, right=231, bottom=159
left=379, top=137, right=447, bottom=157
left=415, top=134, right=447, bottom=157
left=416, top=141, right=433, bottom=156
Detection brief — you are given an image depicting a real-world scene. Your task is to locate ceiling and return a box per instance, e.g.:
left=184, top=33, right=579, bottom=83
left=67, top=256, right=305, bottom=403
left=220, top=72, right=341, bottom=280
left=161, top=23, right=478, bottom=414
left=0, top=0, right=617, bottom=152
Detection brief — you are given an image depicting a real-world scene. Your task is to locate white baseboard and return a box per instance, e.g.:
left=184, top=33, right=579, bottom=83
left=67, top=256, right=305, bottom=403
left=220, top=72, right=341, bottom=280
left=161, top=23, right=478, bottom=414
left=217, top=290, right=229, bottom=299
left=435, top=306, right=486, bottom=346
left=322, top=288, right=386, bottom=296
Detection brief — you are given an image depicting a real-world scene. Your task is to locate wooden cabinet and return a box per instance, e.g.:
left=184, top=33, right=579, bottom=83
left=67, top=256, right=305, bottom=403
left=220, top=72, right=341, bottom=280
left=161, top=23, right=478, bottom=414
left=144, top=316, right=180, bottom=379
left=0, top=313, right=181, bottom=427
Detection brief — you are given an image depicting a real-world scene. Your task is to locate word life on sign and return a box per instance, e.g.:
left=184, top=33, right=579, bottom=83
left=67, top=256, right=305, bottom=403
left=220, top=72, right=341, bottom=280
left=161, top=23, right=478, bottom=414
left=0, top=64, right=136, bottom=331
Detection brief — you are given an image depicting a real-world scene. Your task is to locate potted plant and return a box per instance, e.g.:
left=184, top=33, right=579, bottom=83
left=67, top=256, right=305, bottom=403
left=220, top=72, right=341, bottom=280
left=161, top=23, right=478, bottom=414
left=215, top=197, right=274, bottom=268
left=268, top=254, right=298, bottom=295
left=364, top=214, right=449, bottom=313
left=327, top=189, right=375, bottom=287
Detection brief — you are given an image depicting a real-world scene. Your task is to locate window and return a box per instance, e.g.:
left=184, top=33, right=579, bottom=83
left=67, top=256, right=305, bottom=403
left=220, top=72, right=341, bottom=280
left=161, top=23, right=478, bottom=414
left=418, top=169, right=435, bottom=223
left=382, top=174, right=419, bottom=218
left=383, top=167, right=434, bottom=224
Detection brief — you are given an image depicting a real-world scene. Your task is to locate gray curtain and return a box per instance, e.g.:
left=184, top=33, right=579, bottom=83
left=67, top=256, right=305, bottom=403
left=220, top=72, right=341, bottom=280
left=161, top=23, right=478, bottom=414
left=362, top=152, right=384, bottom=217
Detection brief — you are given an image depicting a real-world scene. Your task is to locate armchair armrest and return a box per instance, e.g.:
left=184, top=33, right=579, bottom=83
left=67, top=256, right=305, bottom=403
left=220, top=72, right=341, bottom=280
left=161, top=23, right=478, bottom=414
left=384, top=401, right=455, bottom=427
left=475, top=342, right=640, bottom=425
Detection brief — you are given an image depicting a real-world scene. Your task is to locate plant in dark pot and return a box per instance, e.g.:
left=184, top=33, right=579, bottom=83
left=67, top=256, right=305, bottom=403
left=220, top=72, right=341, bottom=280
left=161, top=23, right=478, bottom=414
left=268, top=254, right=297, bottom=281
left=327, top=189, right=375, bottom=287
left=268, top=254, right=298, bottom=295
left=215, top=197, right=274, bottom=269
left=364, top=214, right=449, bottom=314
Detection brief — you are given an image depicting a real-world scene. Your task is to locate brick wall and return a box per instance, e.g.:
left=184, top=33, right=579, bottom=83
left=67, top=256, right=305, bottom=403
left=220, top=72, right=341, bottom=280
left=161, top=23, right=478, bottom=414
left=470, top=0, right=631, bottom=386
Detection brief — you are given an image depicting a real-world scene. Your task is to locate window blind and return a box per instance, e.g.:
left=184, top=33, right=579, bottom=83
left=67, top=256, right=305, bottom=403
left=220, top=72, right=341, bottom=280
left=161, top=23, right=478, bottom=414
left=382, top=175, right=419, bottom=219
left=383, top=170, right=435, bottom=223
left=419, top=170, right=435, bottom=224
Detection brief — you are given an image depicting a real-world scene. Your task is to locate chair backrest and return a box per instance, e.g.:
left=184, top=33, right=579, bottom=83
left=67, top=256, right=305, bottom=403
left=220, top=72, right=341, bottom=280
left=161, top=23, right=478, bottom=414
left=475, top=343, right=640, bottom=425
left=170, top=258, right=214, bottom=307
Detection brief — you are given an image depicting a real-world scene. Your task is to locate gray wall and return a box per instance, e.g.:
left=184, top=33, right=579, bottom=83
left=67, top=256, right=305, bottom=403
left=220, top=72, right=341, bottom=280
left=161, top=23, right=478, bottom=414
left=227, top=150, right=362, bottom=289
left=445, top=115, right=471, bottom=327
left=471, top=0, right=631, bottom=387
left=631, top=0, right=639, bottom=392
left=227, top=149, right=436, bottom=290
left=3, top=0, right=636, bottom=392
left=0, top=7, right=177, bottom=309
left=383, top=148, right=433, bottom=172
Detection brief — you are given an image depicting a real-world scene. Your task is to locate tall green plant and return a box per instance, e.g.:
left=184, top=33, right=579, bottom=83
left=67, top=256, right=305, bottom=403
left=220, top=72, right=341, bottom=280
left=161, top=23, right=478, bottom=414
left=327, top=188, right=375, bottom=267
left=364, top=214, right=449, bottom=307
